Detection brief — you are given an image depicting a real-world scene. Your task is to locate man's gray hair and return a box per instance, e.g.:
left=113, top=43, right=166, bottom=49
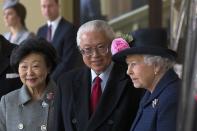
left=76, top=20, right=115, bottom=46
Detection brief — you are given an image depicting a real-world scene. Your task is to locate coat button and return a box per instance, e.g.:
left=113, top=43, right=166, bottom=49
left=41, top=125, right=47, bottom=131
left=18, top=123, right=24, bottom=129
left=72, top=118, right=77, bottom=124
left=107, top=120, right=114, bottom=125
left=42, top=101, right=48, bottom=107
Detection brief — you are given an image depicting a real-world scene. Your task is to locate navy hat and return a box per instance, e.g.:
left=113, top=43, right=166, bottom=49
left=112, top=28, right=177, bottom=62
left=2, top=0, right=19, bottom=10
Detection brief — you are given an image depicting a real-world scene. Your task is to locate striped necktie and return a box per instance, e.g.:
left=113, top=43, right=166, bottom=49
left=47, top=24, right=52, bottom=42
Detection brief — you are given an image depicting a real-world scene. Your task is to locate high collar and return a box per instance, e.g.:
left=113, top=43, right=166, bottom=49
left=47, top=16, right=61, bottom=28
left=17, top=79, right=56, bottom=106
left=141, top=69, right=180, bottom=107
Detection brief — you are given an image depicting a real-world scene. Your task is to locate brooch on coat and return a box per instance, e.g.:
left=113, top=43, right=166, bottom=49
left=152, top=99, right=159, bottom=108
left=46, top=92, right=55, bottom=100
left=42, top=92, right=55, bottom=107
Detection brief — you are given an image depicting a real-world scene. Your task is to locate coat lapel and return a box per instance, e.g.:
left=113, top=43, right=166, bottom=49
left=72, top=67, right=91, bottom=130
left=130, top=92, right=150, bottom=131
left=144, top=69, right=179, bottom=107
left=86, top=64, right=129, bottom=131
left=52, top=18, right=65, bottom=45
left=42, top=25, right=48, bottom=39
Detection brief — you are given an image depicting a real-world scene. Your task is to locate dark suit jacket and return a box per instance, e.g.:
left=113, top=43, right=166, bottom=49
left=54, top=63, right=143, bottom=131
left=37, top=17, right=83, bottom=81
left=0, top=35, right=22, bottom=98
left=130, top=69, right=181, bottom=131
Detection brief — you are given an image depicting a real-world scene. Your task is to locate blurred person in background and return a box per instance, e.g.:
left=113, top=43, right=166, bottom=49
left=37, top=0, right=83, bottom=81
left=112, top=28, right=181, bottom=131
left=0, top=34, right=22, bottom=98
left=0, top=38, right=58, bottom=131
left=2, top=0, right=34, bottom=45
left=80, top=0, right=105, bottom=24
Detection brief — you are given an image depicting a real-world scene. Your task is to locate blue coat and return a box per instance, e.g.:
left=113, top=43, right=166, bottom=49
left=37, top=17, right=83, bottom=81
left=130, top=69, right=181, bottom=131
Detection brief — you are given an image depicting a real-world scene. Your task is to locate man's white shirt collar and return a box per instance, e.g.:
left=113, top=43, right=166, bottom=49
left=91, top=62, right=114, bottom=92
left=47, top=16, right=61, bottom=39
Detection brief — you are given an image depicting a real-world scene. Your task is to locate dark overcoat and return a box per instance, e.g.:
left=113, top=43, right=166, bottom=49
left=37, top=17, right=82, bottom=81
left=54, top=63, right=143, bottom=131
left=0, top=35, right=22, bottom=98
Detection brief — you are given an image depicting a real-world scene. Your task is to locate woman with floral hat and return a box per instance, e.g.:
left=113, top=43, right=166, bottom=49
left=111, top=28, right=181, bottom=131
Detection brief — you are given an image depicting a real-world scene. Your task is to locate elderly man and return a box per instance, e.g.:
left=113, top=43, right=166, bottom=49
left=0, top=35, right=22, bottom=98
left=54, top=20, right=143, bottom=131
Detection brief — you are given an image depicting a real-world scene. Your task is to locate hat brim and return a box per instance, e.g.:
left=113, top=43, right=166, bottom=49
left=112, top=47, right=177, bottom=62
left=2, top=0, right=18, bottom=10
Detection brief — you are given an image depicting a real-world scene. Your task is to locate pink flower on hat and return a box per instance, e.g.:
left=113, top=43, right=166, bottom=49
left=111, top=38, right=130, bottom=55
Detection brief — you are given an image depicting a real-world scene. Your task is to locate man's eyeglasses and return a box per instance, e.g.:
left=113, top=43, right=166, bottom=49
left=79, top=44, right=109, bottom=57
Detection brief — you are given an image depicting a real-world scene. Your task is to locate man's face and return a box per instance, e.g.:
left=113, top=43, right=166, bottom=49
left=40, top=0, right=59, bottom=21
left=79, top=31, right=112, bottom=75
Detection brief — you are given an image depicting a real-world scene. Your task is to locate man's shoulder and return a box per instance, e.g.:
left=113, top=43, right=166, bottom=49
left=58, top=66, right=88, bottom=81
left=58, top=18, right=77, bottom=31
left=36, top=24, right=48, bottom=36
left=37, top=24, right=47, bottom=31
left=59, top=18, right=74, bottom=26
left=1, top=88, right=21, bottom=103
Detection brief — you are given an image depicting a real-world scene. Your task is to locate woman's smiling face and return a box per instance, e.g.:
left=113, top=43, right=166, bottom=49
left=18, top=53, right=50, bottom=89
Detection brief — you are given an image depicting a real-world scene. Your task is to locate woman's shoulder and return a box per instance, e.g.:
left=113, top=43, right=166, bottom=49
left=21, top=30, right=35, bottom=39
left=1, top=88, right=22, bottom=103
left=58, top=66, right=87, bottom=80
left=17, top=30, right=35, bottom=44
left=0, top=89, right=21, bottom=111
left=2, top=32, right=11, bottom=40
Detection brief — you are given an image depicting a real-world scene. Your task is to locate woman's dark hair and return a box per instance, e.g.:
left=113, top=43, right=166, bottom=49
left=10, top=38, right=59, bottom=76
left=11, top=3, right=26, bottom=27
